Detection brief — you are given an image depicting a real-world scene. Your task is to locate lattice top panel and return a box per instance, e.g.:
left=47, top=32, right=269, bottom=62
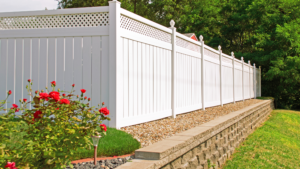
left=120, top=15, right=171, bottom=43
left=234, top=62, right=242, bottom=69
left=204, top=48, right=219, bottom=60
left=222, top=56, right=232, bottom=64
left=176, top=37, right=200, bottom=53
left=0, top=12, right=109, bottom=30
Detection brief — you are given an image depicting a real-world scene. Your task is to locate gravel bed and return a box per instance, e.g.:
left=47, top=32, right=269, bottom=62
left=66, top=156, right=132, bottom=169
left=121, top=99, right=262, bottom=148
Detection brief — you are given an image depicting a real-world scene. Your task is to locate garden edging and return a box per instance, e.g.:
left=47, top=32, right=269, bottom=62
left=116, top=100, right=274, bottom=169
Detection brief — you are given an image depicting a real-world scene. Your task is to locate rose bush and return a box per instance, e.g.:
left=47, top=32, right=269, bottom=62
left=0, top=80, right=110, bottom=169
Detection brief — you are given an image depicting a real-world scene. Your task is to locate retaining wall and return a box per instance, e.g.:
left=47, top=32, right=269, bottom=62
left=116, top=100, right=274, bottom=169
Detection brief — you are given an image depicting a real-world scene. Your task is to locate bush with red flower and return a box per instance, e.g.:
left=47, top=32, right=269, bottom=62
left=0, top=80, right=110, bottom=169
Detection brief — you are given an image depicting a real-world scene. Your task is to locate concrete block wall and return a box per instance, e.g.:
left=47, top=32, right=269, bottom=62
left=116, top=100, right=274, bottom=169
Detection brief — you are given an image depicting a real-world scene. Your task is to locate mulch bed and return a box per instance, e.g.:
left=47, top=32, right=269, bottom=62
left=121, top=99, right=262, bottom=148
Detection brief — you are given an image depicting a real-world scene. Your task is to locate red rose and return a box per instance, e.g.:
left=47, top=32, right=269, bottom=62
left=28, top=79, right=31, bottom=82
left=102, top=102, right=105, bottom=106
left=100, top=124, right=107, bottom=132
left=88, top=98, right=91, bottom=101
left=62, top=93, right=66, bottom=97
left=59, top=98, right=70, bottom=104
left=84, top=96, right=87, bottom=100
left=8, top=90, right=12, bottom=95
left=35, top=91, right=38, bottom=94
left=49, top=91, right=60, bottom=101
left=51, top=81, right=56, bottom=86
left=34, top=110, right=42, bottom=119
left=23, top=98, right=27, bottom=102
left=99, top=107, right=110, bottom=116
left=12, top=104, right=18, bottom=108
left=5, top=162, right=17, bottom=169
left=80, top=89, right=86, bottom=93
left=49, top=91, right=60, bottom=96
left=72, top=84, right=75, bottom=87
left=39, top=93, right=49, bottom=101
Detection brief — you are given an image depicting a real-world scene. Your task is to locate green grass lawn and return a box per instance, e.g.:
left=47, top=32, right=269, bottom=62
left=223, top=110, right=300, bottom=169
left=71, top=127, right=140, bottom=160
left=256, top=97, right=274, bottom=100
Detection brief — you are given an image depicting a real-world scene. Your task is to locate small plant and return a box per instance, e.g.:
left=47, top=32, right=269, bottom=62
left=0, top=80, right=110, bottom=169
left=207, top=159, right=216, bottom=169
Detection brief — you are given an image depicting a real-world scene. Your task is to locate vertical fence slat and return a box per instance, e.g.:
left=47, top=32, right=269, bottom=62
left=15, top=39, right=23, bottom=113
left=48, top=38, right=56, bottom=84
left=82, top=36, right=92, bottom=100
left=56, top=38, right=65, bottom=91
left=149, top=45, right=154, bottom=114
left=39, top=38, right=48, bottom=90
left=31, top=38, right=39, bottom=92
left=153, top=47, right=157, bottom=112
left=123, top=38, right=129, bottom=117
left=64, top=37, right=74, bottom=92
left=141, top=43, right=146, bottom=115
left=23, top=38, right=31, bottom=106
left=128, top=39, right=133, bottom=117
left=91, top=36, right=101, bottom=107
left=7, top=39, right=15, bottom=106
left=0, top=39, right=8, bottom=110
left=137, top=42, right=142, bottom=115
left=101, top=36, right=109, bottom=120
left=73, top=37, right=83, bottom=95
left=133, top=41, right=138, bottom=116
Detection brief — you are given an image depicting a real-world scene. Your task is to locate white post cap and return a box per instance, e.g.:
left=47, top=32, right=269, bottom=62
left=199, top=35, right=203, bottom=42
left=170, top=20, right=175, bottom=28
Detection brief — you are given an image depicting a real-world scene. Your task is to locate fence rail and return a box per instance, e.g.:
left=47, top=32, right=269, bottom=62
left=0, top=1, right=261, bottom=128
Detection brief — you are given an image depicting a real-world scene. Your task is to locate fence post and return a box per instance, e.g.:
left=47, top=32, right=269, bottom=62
left=254, top=63, right=256, bottom=99
left=170, top=20, right=176, bottom=118
left=241, top=57, right=244, bottom=101
left=218, top=46, right=223, bottom=106
left=231, top=52, right=235, bottom=103
left=248, top=60, right=251, bottom=99
left=259, top=66, right=261, bottom=97
left=109, top=0, right=122, bottom=129
left=200, top=35, right=205, bottom=110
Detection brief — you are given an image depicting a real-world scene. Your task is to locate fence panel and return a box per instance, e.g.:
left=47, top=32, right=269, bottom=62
left=118, top=36, right=172, bottom=127
left=222, top=65, right=233, bottom=104
left=0, top=5, right=261, bottom=128
left=243, top=66, right=250, bottom=99
left=175, top=51, right=202, bottom=114
left=250, top=67, right=254, bottom=98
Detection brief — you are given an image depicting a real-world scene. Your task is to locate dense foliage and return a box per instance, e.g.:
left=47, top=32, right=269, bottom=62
left=57, top=0, right=300, bottom=109
left=0, top=81, right=110, bottom=169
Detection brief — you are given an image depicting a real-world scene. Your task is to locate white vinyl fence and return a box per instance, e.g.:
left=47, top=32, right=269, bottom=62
left=0, top=0, right=261, bottom=128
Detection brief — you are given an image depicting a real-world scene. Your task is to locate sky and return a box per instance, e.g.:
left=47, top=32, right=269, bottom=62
left=0, top=0, right=59, bottom=13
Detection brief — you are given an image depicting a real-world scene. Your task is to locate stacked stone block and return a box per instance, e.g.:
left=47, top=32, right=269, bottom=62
left=161, top=101, right=274, bottom=169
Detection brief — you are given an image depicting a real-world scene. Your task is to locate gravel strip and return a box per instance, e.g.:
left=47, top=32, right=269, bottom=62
left=66, top=156, right=133, bottom=169
left=121, top=99, right=262, bottom=148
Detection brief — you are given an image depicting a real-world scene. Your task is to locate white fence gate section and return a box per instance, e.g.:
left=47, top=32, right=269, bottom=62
left=0, top=1, right=261, bottom=128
